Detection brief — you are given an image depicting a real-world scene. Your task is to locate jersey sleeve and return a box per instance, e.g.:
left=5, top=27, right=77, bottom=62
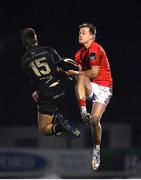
left=89, top=47, right=102, bottom=66
left=48, top=47, right=62, bottom=64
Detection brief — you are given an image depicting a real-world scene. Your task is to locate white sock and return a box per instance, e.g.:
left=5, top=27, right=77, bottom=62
left=80, top=106, right=87, bottom=117
left=95, top=145, right=100, bottom=150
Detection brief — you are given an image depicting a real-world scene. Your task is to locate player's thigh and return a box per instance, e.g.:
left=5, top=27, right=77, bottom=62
left=38, top=112, right=54, bottom=130
left=91, top=102, right=106, bottom=121
left=84, top=77, right=93, bottom=96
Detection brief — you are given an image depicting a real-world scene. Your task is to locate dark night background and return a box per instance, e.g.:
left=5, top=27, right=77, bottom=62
left=0, top=0, right=140, bottom=146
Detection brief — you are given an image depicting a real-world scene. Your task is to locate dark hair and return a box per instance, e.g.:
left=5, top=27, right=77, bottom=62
left=79, top=23, right=96, bottom=35
left=20, top=28, right=37, bottom=47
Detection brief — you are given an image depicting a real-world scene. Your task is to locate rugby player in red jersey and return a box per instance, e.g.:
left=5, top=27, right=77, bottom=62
left=66, top=23, right=113, bottom=170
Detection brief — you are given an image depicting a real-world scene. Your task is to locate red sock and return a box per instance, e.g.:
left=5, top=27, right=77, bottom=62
left=78, top=99, right=86, bottom=107
left=95, top=139, right=101, bottom=145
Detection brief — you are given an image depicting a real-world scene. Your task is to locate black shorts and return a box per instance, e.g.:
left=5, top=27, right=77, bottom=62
left=37, top=90, right=66, bottom=115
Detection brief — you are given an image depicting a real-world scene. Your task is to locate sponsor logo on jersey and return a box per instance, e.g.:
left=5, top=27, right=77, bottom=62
left=89, top=52, right=96, bottom=60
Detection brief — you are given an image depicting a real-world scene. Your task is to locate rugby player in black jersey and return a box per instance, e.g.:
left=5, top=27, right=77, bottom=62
left=20, top=28, right=80, bottom=137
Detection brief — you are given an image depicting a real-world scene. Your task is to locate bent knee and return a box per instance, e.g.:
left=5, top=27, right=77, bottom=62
left=39, top=126, right=52, bottom=136
left=91, top=114, right=101, bottom=124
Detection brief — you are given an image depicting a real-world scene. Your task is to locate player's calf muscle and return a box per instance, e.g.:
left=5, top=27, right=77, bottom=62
left=39, top=124, right=54, bottom=135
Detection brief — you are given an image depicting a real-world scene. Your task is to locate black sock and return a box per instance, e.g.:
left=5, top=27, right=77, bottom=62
left=54, top=124, right=65, bottom=133
left=52, top=124, right=65, bottom=136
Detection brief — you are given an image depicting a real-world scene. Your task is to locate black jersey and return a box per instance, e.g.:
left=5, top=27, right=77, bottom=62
left=20, top=46, right=66, bottom=106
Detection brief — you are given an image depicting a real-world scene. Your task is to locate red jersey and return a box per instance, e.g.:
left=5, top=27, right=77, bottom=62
left=75, top=41, right=113, bottom=88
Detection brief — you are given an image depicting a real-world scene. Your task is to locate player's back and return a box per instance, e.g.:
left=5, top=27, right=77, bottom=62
left=21, top=46, right=66, bottom=100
